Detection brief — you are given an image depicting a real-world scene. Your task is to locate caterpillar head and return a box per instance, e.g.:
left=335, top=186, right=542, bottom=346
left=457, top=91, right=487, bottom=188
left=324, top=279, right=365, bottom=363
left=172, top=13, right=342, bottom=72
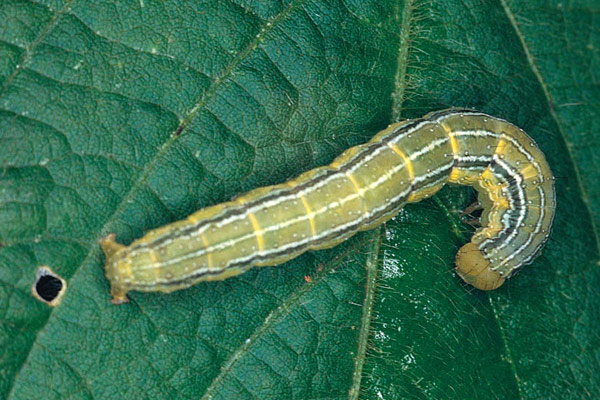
left=455, top=243, right=505, bottom=290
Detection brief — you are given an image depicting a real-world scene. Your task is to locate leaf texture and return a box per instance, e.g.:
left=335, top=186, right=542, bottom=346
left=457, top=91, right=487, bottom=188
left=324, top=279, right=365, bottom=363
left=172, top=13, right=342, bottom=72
left=0, top=1, right=598, bottom=399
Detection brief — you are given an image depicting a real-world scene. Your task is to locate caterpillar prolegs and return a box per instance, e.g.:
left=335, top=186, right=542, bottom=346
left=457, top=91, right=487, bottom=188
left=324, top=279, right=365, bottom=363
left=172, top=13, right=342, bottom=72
left=101, top=109, right=555, bottom=304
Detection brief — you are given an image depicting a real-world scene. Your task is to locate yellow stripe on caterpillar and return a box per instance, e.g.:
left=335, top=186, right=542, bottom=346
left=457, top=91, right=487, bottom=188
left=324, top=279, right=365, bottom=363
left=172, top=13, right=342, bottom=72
left=101, top=109, right=555, bottom=304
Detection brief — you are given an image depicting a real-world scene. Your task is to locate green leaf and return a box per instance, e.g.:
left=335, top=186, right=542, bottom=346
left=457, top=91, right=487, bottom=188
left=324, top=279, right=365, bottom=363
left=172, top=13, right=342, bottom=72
left=0, top=1, right=598, bottom=399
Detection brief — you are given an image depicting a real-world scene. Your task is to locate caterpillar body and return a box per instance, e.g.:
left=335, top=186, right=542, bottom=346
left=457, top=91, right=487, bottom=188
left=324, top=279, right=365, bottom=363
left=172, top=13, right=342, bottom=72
left=101, top=109, right=555, bottom=304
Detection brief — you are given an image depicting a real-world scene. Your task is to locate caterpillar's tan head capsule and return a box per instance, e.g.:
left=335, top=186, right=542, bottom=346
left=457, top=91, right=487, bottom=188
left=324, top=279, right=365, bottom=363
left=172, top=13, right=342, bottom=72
left=455, top=243, right=505, bottom=290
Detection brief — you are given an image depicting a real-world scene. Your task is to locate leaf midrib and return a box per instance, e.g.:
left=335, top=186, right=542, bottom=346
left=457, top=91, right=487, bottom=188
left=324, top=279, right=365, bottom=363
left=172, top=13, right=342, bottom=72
left=347, top=0, right=417, bottom=398
left=381, top=1, right=544, bottom=398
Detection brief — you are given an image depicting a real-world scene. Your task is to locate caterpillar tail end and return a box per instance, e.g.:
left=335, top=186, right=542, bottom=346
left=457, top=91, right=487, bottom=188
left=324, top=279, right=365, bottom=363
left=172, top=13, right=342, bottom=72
left=455, top=243, right=505, bottom=291
left=100, top=233, right=130, bottom=305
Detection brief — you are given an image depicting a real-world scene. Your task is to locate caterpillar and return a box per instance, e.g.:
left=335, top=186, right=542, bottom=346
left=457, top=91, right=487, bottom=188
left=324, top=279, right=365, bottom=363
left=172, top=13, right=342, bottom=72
left=101, top=109, right=555, bottom=304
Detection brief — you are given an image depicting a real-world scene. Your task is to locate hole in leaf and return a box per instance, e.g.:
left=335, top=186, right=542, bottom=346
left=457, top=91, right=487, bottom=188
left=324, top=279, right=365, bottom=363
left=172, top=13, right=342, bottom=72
left=31, top=266, right=66, bottom=306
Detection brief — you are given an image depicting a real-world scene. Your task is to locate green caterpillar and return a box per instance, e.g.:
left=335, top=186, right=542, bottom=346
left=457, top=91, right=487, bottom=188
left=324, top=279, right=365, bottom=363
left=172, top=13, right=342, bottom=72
left=101, top=109, right=555, bottom=304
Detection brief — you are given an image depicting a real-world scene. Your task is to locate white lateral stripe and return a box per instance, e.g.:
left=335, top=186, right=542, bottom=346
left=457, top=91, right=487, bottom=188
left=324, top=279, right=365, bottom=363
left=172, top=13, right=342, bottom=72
left=148, top=162, right=453, bottom=274
left=132, top=113, right=458, bottom=256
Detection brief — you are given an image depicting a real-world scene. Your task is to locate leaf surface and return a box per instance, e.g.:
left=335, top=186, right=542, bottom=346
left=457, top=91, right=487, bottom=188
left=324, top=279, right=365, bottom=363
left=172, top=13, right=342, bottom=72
left=0, top=1, right=598, bottom=399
